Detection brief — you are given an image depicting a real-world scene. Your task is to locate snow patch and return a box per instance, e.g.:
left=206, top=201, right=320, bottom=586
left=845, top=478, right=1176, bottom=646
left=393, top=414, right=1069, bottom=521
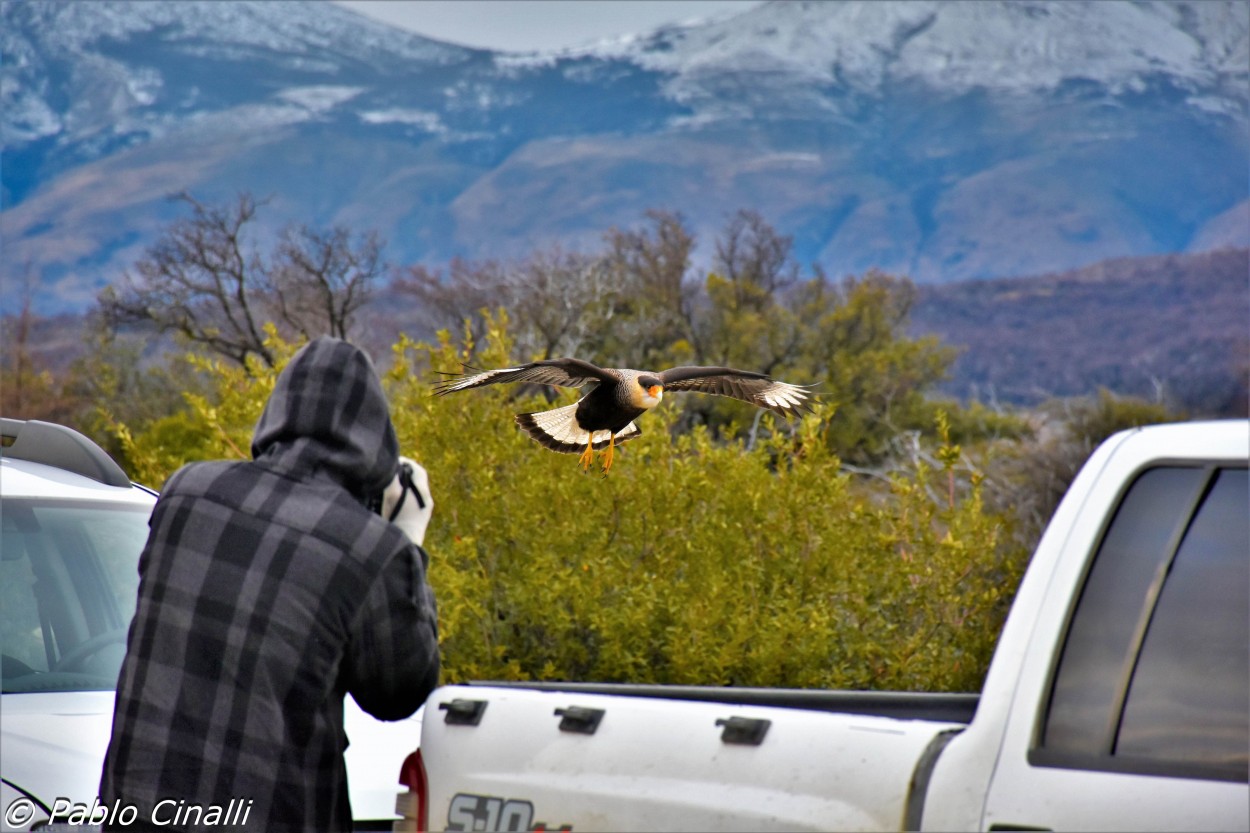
left=358, top=108, right=446, bottom=133
left=126, top=66, right=162, bottom=107
left=275, top=85, right=365, bottom=113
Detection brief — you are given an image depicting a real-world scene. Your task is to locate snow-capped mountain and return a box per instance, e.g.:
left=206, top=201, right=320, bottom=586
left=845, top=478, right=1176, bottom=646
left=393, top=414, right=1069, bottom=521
left=567, top=1, right=1247, bottom=106
left=2, top=0, right=1247, bottom=314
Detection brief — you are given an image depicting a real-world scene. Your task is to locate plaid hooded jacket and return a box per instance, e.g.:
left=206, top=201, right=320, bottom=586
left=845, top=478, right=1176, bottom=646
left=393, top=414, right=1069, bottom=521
left=101, top=337, right=439, bottom=832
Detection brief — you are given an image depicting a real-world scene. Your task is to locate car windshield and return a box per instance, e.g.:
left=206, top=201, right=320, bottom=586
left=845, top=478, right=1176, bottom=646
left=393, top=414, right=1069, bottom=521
left=1, top=498, right=150, bottom=694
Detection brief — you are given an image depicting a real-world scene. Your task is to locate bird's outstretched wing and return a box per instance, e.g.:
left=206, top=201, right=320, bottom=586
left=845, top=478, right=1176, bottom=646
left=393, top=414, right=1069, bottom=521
left=657, top=366, right=815, bottom=417
left=433, top=358, right=616, bottom=396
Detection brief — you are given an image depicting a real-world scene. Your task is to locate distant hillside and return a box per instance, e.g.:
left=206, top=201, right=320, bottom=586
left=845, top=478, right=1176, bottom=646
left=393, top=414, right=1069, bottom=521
left=11, top=249, right=1246, bottom=422
left=910, top=247, right=1250, bottom=415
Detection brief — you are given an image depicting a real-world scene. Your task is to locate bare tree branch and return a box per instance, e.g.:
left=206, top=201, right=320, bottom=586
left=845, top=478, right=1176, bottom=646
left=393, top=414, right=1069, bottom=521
left=98, top=192, right=385, bottom=367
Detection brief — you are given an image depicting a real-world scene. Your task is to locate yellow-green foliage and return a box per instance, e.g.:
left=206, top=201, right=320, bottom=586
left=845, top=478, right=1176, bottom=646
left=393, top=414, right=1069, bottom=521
left=105, top=327, right=296, bottom=487
left=112, top=320, right=1026, bottom=694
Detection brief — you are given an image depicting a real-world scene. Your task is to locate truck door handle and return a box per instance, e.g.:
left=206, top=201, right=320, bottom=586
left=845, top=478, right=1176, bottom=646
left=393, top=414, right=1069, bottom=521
left=555, top=706, right=605, bottom=734
left=439, top=698, right=488, bottom=725
left=716, top=716, right=771, bottom=745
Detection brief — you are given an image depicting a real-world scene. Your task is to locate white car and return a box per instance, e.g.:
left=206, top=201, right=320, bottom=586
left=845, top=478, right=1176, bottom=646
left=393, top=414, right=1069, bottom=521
left=0, top=418, right=420, bottom=832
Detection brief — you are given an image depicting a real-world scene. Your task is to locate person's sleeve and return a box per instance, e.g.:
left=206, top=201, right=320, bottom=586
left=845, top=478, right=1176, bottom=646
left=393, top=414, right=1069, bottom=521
left=344, top=543, right=440, bottom=721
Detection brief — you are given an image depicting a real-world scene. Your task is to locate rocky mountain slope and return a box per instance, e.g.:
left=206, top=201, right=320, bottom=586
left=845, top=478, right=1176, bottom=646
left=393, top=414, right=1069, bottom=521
left=3, top=0, right=1247, bottom=313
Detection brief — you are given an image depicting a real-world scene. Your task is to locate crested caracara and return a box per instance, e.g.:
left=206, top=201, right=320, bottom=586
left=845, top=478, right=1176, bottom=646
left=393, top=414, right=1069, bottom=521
left=434, top=357, right=814, bottom=472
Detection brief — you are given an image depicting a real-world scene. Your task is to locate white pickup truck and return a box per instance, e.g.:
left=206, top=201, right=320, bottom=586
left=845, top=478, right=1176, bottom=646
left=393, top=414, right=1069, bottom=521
left=400, top=420, right=1248, bottom=832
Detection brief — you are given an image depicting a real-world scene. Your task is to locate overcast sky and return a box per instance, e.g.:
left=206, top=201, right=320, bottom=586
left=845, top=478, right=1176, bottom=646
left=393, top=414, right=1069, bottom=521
left=334, top=1, right=765, bottom=52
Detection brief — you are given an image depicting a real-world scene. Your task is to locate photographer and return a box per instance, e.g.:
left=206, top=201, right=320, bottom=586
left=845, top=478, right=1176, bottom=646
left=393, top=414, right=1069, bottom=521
left=101, top=337, right=439, bottom=832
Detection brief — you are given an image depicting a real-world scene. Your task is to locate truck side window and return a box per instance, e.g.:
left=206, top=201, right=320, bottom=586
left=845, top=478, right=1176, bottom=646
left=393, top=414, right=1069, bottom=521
left=1036, top=465, right=1249, bottom=781
left=1115, top=468, right=1248, bottom=778
left=1041, top=467, right=1207, bottom=757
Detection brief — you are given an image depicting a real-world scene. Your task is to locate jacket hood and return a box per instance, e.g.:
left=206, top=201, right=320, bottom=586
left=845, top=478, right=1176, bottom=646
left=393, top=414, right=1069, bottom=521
left=251, top=337, right=398, bottom=498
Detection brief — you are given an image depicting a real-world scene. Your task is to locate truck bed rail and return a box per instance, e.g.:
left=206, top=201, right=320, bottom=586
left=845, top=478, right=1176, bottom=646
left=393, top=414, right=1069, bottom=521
left=468, top=680, right=979, bottom=724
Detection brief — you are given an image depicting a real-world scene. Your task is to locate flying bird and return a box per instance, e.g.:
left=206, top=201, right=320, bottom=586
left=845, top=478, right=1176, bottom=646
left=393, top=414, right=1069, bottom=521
left=434, top=357, right=814, bottom=472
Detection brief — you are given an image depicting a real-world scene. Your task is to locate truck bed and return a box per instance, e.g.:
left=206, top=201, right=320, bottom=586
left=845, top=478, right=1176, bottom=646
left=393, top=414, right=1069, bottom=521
left=420, top=682, right=970, bottom=832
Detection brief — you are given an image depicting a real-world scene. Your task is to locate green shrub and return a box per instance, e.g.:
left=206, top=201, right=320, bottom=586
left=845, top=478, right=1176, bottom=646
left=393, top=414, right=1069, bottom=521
left=105, top=330, right=293, bottom=487
left=111, top=320, right=1027, bottom=693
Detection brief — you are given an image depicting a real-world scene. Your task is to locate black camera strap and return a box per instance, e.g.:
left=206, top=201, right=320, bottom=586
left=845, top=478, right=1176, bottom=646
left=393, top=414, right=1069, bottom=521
left=386, top=461, right=426, bottom=521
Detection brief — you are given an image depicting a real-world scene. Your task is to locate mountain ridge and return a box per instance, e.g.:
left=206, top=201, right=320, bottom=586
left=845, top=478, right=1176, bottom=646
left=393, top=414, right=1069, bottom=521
left=553, top=0, right=1248, bottom=108
left=2, top=0, right=1247, bottom=315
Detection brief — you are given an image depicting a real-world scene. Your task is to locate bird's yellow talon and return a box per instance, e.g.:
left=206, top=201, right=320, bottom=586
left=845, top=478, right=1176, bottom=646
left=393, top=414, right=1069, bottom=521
left=601, top=435, right=616, bottom=474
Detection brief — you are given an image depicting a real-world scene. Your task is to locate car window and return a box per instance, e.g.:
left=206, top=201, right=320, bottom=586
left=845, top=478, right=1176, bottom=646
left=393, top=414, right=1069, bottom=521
left=1035, top=465, right=1249, bottom=781
left=1, top=499, right=150, bottom=693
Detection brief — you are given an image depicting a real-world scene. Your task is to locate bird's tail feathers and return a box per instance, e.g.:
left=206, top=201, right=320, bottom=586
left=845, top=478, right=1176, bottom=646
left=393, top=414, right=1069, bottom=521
left=516, top=403, right=641, bottom=453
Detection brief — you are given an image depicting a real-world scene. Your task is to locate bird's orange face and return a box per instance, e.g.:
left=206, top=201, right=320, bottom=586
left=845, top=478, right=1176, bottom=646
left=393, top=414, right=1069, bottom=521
left=636, top=377, right=664, bottom=408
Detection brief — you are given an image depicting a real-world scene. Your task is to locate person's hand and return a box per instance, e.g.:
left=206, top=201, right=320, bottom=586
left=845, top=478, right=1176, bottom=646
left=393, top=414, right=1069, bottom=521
left=382, top=456, right=433, bottom=546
